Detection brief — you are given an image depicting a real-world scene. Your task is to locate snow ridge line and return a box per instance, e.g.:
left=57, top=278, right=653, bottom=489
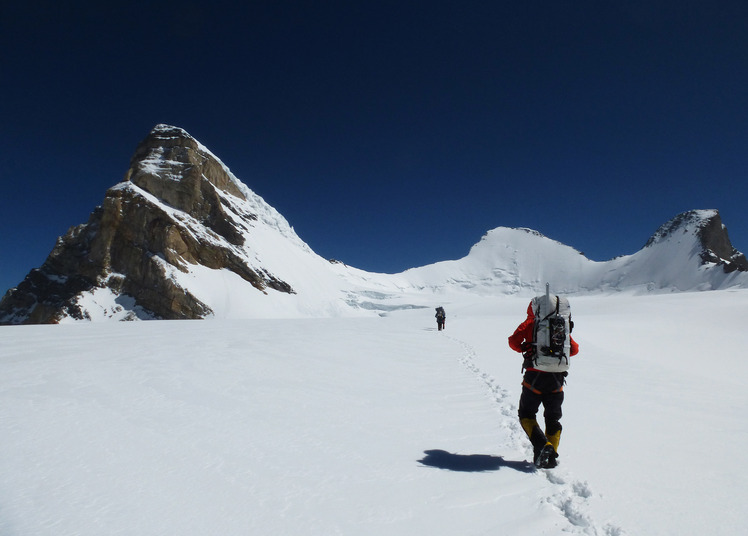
left=444, top=334, right=626, bottom=536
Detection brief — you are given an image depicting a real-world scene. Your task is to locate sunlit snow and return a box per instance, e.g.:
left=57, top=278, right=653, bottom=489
left=1, top=290, right=745, bottom=535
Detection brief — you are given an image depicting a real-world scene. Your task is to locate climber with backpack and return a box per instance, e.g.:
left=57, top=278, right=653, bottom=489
left=435, top=306, right=446, bottom=331
left=508, top=284, right=579, bottom=468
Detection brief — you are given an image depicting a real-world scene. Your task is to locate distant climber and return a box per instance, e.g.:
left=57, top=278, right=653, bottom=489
left=507, top=284, right=580, bottom=468
left=435, top=306, right=446, bottom=331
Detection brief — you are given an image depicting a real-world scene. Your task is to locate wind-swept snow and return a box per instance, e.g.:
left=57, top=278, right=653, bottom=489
left=2, top=290, right=746, bottom=535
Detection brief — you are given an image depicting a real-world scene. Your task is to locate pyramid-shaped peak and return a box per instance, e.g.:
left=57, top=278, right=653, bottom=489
left=644, top=209, right=720, bottom=247
left=126, top=124, right=246, bottom=203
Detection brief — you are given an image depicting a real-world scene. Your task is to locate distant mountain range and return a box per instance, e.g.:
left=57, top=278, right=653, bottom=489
left=2, top=125, right=746, bottom=324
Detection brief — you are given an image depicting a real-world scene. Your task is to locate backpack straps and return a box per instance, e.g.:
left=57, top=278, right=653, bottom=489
left=540, top=295, right=560, bottom=322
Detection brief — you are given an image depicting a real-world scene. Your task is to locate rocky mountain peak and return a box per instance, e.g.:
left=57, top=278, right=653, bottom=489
left=0, top=125, right=296, bottom=324
left=644, top=209, right=716, bottom=246
left=125, top=124, right=247, bottom=244
left=644, top=209, right=748, bottom=273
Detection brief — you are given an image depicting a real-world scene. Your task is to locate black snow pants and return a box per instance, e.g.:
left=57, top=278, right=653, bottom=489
left=518, top=370, right=566, bottom=437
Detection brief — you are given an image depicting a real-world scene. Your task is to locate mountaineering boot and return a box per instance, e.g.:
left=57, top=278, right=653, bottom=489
left=545, top=429, right=561, bottom=467
left=520, top=417, right=538, bottom=438
left=546, top=429, right=561, bottom=452
left=535, top=442, right=556, bottom=468
left=520, top=418, right=550, bottom=465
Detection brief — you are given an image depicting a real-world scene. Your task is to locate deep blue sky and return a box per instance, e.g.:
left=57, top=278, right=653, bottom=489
left=2, top=1, right=747, bottom=294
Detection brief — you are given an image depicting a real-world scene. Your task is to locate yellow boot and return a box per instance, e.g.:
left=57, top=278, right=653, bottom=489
left=547, top=429, right=561, bottom=454
left=520, top=418, right=551, bottom=465
left=520, top=418, right=539, bottom=438
left=542, top=429, right=561, bottom=468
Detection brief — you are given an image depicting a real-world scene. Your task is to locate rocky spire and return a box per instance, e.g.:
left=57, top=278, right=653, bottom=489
left=0, top=125, right=294, bottom=324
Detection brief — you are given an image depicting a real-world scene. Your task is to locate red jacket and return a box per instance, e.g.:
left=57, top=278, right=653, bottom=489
left=508, top=302, right=579, bottom=356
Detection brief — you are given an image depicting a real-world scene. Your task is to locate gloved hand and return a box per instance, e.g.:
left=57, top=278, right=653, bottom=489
left=521, top=342, right=536, bottom=370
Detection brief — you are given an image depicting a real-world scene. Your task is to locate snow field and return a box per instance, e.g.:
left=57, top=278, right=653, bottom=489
left=0, top=317, right=545, bottom=534
left=443, top=291, right=748, bottom=535
left=2, top=290, right=747, bottom=534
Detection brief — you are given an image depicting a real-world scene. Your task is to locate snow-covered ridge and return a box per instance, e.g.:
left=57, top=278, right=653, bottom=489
left=141, top=127, right=746, bottom=300
left=394, top=211, right=748, bottom=297
left=1, top=125, right=747, bottom=325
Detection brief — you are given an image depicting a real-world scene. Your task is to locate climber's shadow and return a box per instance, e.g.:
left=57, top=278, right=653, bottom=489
left=418, top=449, right=535, bottom=473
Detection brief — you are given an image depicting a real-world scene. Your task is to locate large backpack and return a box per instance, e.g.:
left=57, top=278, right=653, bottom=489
left=530, top=286, right=573, bottom=373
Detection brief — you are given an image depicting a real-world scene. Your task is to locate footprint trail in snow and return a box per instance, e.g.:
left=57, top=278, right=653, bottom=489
left=446, top=334, right=626, bottom=536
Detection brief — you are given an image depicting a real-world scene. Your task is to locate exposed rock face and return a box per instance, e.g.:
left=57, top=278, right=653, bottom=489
left=697, top=213, right=748, bottom=272
left=0, top=125, right=294, bottom=324
left=645, top=209, right=748, bottom=273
